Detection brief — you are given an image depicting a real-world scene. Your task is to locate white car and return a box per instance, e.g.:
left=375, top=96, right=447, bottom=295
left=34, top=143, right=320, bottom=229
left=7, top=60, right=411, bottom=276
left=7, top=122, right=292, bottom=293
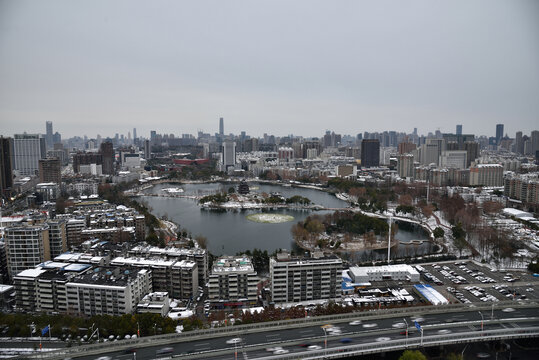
left=307, top=345, right=322, bottom=350
left=376, top=337, right=391, bottom=342
left=226, top=338, right=242, bottom=344
left=274, top=349, right=289, bottom=355
left=349, top=320, right=362, bottom=326
left=362, top=323, right=378, bottom=328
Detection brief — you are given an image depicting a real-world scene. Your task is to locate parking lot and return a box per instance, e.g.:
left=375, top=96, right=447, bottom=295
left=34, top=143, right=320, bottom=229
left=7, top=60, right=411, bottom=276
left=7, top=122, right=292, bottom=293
left=411, top=260, right=539, bottom=304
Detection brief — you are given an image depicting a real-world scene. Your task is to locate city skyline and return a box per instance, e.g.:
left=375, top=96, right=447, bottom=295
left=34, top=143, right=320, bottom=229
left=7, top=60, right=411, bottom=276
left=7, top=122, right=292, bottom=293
left=1, top=0, right=538, bottom=138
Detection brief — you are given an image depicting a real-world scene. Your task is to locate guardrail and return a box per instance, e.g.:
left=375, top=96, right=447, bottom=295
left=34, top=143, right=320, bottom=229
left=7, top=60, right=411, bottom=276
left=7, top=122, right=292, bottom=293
left=248, top=326, right=539, bottom=360
left=22, top=301, right=538, bottom=359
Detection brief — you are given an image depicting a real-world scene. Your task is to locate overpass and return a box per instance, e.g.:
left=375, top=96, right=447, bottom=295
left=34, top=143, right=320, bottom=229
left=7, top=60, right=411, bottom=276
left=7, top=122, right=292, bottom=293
left=21, top=301, right=539, bottom=360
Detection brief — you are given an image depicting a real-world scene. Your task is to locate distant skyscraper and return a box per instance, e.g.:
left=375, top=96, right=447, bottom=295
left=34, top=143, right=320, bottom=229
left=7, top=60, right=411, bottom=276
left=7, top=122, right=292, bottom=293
left=0, top=136, right=13, bottom=197
left=531, top=130, right=539, bottom=156
left=133, top=128, right=137, bottom=142
left=221, top=141, right=236, bottom=172
left=496, top=124, right=504, bottom=145
left=361, top=139, right=380, bottom=168
left=515, top=131, right=523, bottom=154
left=13, top=134, right=46, bottom=176
left=45, top=121, right=53, bottom=149
left=456, top=125, right=462, bottom=136
left=144, top=139, right=151, bottom=160
left=219, top=117, right=224, bottom=136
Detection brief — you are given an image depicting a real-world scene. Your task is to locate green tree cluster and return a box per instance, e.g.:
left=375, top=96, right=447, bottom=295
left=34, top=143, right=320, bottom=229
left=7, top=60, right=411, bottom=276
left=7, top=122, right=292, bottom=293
left=199, top=192, right=229, bottom=204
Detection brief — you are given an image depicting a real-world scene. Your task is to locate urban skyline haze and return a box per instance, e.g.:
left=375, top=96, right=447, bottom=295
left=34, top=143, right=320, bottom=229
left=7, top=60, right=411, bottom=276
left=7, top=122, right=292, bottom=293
left=1, top=0, right=538, bottom=138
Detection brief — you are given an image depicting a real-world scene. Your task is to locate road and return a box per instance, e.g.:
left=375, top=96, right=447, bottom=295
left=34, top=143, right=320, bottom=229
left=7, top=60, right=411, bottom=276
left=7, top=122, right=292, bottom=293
left=37, top=304, right=539, bottom=360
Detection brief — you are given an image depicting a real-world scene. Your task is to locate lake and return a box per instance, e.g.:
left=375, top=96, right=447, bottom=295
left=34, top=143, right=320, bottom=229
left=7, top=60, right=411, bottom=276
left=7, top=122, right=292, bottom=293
left=139, top=182, right=432, bottom=258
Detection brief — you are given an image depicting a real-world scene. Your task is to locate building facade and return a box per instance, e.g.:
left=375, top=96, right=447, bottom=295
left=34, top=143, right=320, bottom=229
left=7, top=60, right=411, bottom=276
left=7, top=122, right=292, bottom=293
left=270, top=251, right=342, bottom=304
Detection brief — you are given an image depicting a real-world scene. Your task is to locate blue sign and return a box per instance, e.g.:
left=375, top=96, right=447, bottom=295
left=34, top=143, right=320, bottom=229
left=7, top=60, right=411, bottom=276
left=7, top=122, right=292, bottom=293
left=414, top=321, right=421, bottom=331
left=41, top=325, right=49, bottom=336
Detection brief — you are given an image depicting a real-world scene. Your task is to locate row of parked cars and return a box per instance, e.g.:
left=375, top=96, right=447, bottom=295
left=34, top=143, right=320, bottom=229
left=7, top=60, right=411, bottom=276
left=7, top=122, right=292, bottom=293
left=464, top=286, right=499, bottom=302
left=446, top=286, right=472, bottom=304
left=434, top=265, right=469, bottom=285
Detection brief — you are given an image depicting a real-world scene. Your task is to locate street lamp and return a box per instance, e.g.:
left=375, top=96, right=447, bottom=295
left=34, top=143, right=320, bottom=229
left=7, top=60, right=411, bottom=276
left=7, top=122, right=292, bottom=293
left=403, top=318, right=408, bottom=347
left=478, top=311, right=484, bottom=333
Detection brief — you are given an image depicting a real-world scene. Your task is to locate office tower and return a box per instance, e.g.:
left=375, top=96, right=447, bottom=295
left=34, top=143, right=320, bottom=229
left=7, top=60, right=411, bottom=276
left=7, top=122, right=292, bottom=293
left=13, top=134, right=46, bottom=176
left=39, top=158, right=61, bottom=184
left=219, top=117, right=224, bottom=136
left=72, top=153, right=103, bottom=173
left=496, top=124, right=504, bottom=145
left=221, top=141, right=236, bottom=172
left=100, top=141, right=115, bottom=175
left=456, top=125, right=462, bottom=136
left=144, top=139, right=151, bottom=159
left=421, top=143, right=440, bottom=166
left=464, top=141, right=480, bottom=167
left=0, top=136, right=13, bottom=197
left=133, top=128, right=137, bottom=142
left=532, top=130, right=539, bottom=156
left=150, top=130, right=157, bottom=142
left=361, top=139, right=380, bottom=168
left=45, top=121, right=53, bottom=149
left=5, top=224, right=50, bottom=279
left=515, top=131, right=523, bottom=154
left=439, top=150, right=467, bottom=169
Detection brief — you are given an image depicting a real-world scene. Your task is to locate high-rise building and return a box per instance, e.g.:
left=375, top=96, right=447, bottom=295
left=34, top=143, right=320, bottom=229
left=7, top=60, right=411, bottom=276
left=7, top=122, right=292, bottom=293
left=100, top=141, right=115, bottom=175
left=456, top=125, right=462, bottom=136
left=45, top=121, right=53, bottom=149
left=515, top=131, right=523, bottom=154
left=133, top=128, right=137, bottom=142
left=5, top=225, right=50, bottom=279
left=0, top=136, right=13, bottom=197
left=270, top=251, right=342, bottom=304
left=13, top=134, right=46, bottom=176
left=464, top=141, right=480, bottom=167
left=361, top=139, right=380, bottom=168
left=47, top=220, right=67, bottom=259
left=531, top=130, right=539, bottom=156
left=470, top=164, right=503, bottom=187
left=221, top=141, right=236, bottom=172
left=397, top=154, right=414, bottom=178
left=144, top=139, right=151, bottom=160
left=219, top=117, right=224, bottom=136
left=39, top=158, right=62, bottom=184
left=496, top=124, right=504, bottom=145
left=208, top=256, right=258, bottom=307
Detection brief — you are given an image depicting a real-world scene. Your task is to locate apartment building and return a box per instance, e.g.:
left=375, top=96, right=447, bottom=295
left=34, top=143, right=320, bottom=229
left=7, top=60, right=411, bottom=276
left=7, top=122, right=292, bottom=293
left=208, top=256, right=258, bottom=307
left=270, top=251, right=342, bottom=304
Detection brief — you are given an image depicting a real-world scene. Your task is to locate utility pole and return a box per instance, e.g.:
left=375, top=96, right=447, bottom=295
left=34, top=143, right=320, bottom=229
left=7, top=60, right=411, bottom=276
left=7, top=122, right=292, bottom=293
left=387, top=216, right=392, bottom=264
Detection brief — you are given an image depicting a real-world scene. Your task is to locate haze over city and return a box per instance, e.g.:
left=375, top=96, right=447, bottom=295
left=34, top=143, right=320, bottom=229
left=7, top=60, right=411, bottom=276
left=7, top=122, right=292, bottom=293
left=1, top=0, right=538, bottom=138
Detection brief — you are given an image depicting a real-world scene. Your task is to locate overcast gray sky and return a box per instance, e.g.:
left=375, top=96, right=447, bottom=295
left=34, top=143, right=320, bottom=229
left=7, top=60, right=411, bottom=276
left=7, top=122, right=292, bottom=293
left=1, top=0, right=538, bottom=139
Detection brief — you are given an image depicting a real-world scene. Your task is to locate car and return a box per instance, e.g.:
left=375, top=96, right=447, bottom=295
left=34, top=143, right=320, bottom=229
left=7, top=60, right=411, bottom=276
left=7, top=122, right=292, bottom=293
left=274, top=349, right=289, bottom=354
left=340, top=338, right=353, bottom=343
left=156, top=347, right=173, bottom=355
left=438, top=329, right=452, bottom=334
left=349, top=320, right=362, bottom=326
left=376, top=337, right=391, bottom=342
left=307, top=345, right=322, bottom=350
left=362, top=323, right=378, bottom=328
left=502, top=308, right=515, bottom=312
left=226, top=338, right=243, bottom=344
left=392, top=322, right=406, bottom=328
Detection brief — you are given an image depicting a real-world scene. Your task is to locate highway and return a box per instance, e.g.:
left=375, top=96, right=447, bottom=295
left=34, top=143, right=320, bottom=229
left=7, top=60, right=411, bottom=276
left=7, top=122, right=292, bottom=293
left=30, top=303, right=539, bottom=360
